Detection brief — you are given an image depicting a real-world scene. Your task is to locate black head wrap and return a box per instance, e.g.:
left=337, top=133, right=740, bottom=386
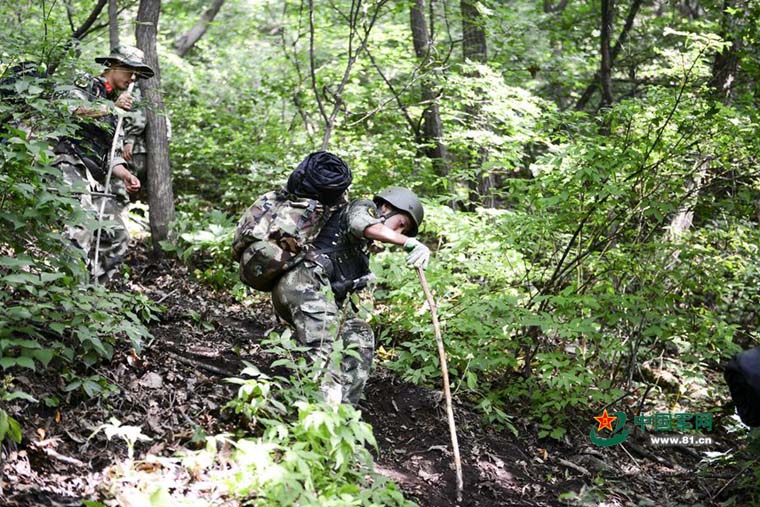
left=286, top=151, right=352, bottom=205
left=725, top=347, right=760, bottom=427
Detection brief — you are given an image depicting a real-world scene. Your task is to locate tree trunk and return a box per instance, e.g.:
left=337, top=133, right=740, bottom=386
left=174, top=0, right=227, bottom=57
left=410, top=0, right=449, bottom=176
left=575, top=0, right=643, bottom=110
left=136, top=0, right=175, bottom=254
left=709, top=0, right=742, bottom=101
left=599, top=0, right=614, bottom=108
left=108, top=0, right=119, bottom=49
left=462, top=0, right=487, bottom=63
left=461, top=0, right=492, bottom=207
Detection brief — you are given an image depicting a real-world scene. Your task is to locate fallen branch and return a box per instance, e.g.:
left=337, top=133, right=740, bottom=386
left=31, top=439, right=87, bottom=467
left=165, top=350, right=237, bottom=377
left=556, top=457, right=591, bottom=477
left=712, top=456, right=760, bottom=500
left=623, top=441, right=679, bottom=470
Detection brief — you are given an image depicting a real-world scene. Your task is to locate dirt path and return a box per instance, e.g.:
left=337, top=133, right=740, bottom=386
left=0, top=251, right=749, bottom=506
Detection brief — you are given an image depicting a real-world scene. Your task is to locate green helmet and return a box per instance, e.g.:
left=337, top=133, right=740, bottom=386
left=373, top=187, right=424, bottom=237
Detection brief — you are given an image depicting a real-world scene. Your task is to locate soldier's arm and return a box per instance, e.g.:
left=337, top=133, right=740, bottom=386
left=346, top=199, right=410, bottom=247
left=363, top=224, right=409, bottom=246
left=73, top=93, right=133, bottom=118
left=73, top=104, right=110, bottom=118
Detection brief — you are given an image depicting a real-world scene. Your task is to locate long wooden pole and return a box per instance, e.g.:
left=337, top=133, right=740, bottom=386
left=92, top=77, right=135, bottom=280
left=417, top=267, right=463, bottom=502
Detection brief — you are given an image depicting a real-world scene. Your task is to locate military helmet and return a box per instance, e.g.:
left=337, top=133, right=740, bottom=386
left=95, top=46, right=154, bottom=78
left=373, top=187, right=424, bottom=237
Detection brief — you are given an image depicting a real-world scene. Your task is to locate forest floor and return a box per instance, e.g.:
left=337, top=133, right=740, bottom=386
left=0, top=244, right=753, bottom=507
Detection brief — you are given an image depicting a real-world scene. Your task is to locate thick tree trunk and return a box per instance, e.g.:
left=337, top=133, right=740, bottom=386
left=667, top=157, right=711, bottom=241
left=461, top=0, right=492, bottom=207
left=108, top=0, right=119, bottom=49
left=136, top=0, right=176, bottom=254
left=461, top=0, right=487, bottom=63
left=410, top=0, right=449, bottom=176
left=599, top=0, right=614, bottom=108
left=174, top=0, right=226, bottom=57
left=709, top=0, right=742, bottom=101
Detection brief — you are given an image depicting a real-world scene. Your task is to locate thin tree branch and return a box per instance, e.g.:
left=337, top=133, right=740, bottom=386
left=308, top=0, right=327, bottom=125
left=72, top=0, right=108, bottom=40
left=359, top=47, right=422, bottom=137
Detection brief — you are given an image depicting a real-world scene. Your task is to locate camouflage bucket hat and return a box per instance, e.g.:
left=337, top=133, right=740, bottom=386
left=95, top=46, right=154, bottom=78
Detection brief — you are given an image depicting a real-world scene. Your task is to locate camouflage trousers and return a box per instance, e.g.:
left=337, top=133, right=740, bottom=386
left=272, top=260, right=375, bottom=406
left=56, top=157, right=130, bottom=281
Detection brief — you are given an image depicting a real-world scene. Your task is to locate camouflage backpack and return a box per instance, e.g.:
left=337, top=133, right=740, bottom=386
left=232, top=189, right=337, bottom=291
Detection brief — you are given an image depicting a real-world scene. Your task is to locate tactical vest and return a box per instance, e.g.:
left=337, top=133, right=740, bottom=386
left=311, top=205, right=372, bottom=302
left=55, top=77, right=117, bottom=180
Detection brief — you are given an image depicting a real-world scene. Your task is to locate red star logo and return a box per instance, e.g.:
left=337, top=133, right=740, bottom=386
left=594, top=409, right=617, bottom=432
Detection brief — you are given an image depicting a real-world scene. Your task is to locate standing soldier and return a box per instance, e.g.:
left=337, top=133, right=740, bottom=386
left=53, top=46, right=154, bottom=281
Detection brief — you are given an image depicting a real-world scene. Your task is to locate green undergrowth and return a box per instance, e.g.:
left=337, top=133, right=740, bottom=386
left=129, top=331, right=417, bottom=506
left=1, top=73, right=159, bottom=445
left=217, top=338, right=415, bottom=506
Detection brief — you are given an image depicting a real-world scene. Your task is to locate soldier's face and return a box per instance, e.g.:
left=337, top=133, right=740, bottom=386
left=383, top=208, right=412, bottom=235
left=107, top=66, right=135, bottom=90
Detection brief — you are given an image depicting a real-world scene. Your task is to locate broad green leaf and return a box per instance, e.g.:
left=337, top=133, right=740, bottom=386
left=15, top=356, right=36, bottom=370
left=4, top=390, right=37, bottom=403
left=31, top=349, right=54, bottom=368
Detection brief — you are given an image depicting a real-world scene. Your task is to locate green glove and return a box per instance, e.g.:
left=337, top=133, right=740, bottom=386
left=404, top=238, right=430, bottom=269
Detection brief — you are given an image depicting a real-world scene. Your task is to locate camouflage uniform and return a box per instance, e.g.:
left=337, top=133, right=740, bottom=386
left=122, top=86, right=173, bottom=203
left=54, top=76, right=130, bottom=281
left=271, top=198, right=382, bottom=405
left=123, top=86, right=147, bottom=181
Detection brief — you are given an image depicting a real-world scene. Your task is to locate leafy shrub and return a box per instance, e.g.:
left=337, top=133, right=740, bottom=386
left=214, top=335, right=415, bottom=506
left=0, top=68, right=157, bottom=425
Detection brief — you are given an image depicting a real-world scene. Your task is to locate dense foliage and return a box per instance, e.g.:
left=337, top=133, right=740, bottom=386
left=3, top=0, right=760, bottom=503
left=0, top=65, right=156, bottom=443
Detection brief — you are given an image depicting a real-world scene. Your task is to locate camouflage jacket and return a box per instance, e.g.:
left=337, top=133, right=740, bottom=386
left=123, top=86, right=147, bottom=154
left=57, top=75, right=127, bottom=171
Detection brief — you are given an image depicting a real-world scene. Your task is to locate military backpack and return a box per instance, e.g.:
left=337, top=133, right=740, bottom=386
left=232, top=190, right=339, bottom=291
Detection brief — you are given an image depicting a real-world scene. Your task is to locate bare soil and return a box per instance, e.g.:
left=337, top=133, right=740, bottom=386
left=0, top=247, right=753, bottom=506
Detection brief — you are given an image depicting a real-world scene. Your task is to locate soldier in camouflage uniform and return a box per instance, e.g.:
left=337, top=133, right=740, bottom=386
left=272, top=186, right=431, bottom=406
left=122, top=86, right=147, bottom=186
left=53, top=46, right=153, bottom=280
left=122, top=86, right=172, bottom=202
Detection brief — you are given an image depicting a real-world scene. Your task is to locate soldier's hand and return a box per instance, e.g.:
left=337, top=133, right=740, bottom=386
left=115, top=93, right=133, bottom=111
left=123, top=143, right=134, bottom=161
left=114, top=164, right=141, bottom=193
left=404, top=238, right=430, bottom=270
left=123, top=172, right=141, bottom=193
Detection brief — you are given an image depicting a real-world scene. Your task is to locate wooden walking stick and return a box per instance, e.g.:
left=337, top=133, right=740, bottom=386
left=417, top=267, right=463, bottom=502
left=92, top=75, right=136, bottom=281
